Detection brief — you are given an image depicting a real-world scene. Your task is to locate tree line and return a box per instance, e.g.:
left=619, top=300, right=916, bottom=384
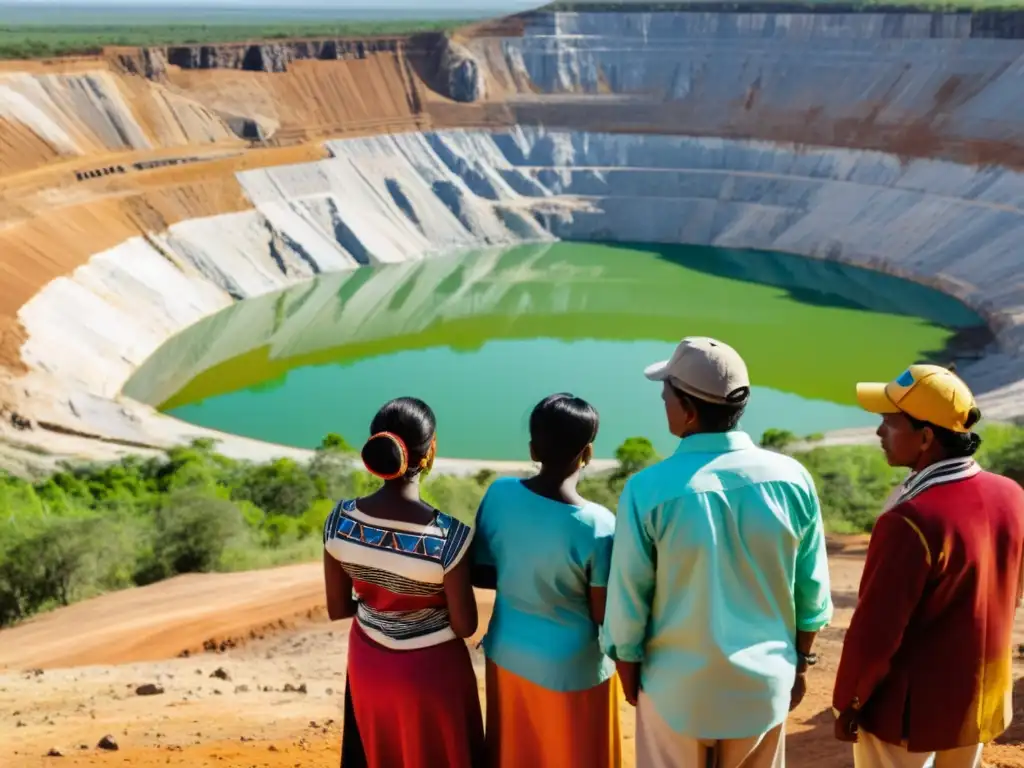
left=2, top=424, right=1023, bottom=628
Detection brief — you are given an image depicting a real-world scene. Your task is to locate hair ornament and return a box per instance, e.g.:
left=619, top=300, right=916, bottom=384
left=365, top=431, right=408, bottom=480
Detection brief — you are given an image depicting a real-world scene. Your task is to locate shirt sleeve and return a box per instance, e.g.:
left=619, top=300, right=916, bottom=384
left=832, top=508, right=930, bottom=712
left=471, top=490, right=495, bottom=568
left=322, top=500, right=344, bottom=556
left=588, top=511, right=616, bottom=588
left=440, top=515, right=476, bottom=574
left=794, top=480, right=834, bottom=632
left=601, top=479, right=656, bottom=663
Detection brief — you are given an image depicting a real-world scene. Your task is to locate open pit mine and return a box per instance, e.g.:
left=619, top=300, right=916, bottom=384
left=2, top=4, right=1024, bottom=468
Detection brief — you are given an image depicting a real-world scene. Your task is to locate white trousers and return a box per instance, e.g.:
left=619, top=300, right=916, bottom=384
left=854, top=730, right=983, bottom=768
left=636, top=691, right=785, bottom=768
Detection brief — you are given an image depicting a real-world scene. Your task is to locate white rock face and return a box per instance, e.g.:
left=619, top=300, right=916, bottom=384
left=0, top=71, right=154, bottom=156
left=15, top=127, right=1024, bottom=457
left=499, top=11, right=1024, bottom=148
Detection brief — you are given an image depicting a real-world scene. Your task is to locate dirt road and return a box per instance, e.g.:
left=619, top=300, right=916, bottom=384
left=1, top=543, right=1022, bottom=768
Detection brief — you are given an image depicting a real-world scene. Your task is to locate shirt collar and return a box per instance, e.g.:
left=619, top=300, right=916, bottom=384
left=673, top=430, right=756, bottom=455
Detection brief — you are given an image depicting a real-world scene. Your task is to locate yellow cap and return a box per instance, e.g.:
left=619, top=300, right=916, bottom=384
left=855, top=364, right=980, bottom=433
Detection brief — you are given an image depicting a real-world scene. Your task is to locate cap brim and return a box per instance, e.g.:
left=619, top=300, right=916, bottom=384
left=856, top=382, right=900, bottom=414
left=644, top=360, right=670, bottom=381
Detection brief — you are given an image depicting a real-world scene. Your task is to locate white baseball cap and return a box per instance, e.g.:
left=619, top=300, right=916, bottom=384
left=644, top=337, right=751, bottom=405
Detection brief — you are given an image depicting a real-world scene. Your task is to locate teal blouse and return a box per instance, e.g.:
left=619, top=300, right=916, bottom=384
left=472, top=477, right=617, bottom=692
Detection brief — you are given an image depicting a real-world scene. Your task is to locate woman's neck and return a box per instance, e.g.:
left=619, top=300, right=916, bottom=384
left=381, top=478, right=421, bottom=502
left=523, top=468, right=584, bottom=506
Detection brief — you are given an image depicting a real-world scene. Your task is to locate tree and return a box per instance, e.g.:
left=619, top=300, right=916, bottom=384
left=983, top=432, right=1024, bottom=487
left=0, top=516, right=94, bottom=626
left=135, top=492, right=242, bottom=584
left=232, top=458, right=319, bottom=518
left=614, top=437, right=660, bottom=479
left=319, top=433, right=355, bottom=453
left=760, top=428, right=797, bottom=452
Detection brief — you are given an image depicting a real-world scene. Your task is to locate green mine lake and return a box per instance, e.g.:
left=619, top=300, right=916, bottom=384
left=123, top=242, right=985, bottom=460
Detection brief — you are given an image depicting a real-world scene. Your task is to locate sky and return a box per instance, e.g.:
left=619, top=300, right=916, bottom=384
left=2, top=0, right=542, bottom=6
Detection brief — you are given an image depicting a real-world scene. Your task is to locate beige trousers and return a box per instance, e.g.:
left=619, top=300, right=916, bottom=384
left=854, top=730, right=983, bottom=768
left=635, top=691, right=785, bottom=768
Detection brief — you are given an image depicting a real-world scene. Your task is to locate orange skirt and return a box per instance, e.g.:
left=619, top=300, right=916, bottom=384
left=484, top=659, right=622, bottom=768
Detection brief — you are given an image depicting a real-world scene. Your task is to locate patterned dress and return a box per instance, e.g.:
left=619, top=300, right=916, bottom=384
left=324, top=499, right=483, bottom=768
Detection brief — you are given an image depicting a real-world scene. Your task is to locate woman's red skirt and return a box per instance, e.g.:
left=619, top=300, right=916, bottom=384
left=345, top=623, right=484, bottom=768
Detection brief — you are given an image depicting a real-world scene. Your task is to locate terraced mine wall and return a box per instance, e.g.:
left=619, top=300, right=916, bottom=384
left=475, top=9, right=1024, bottom=166
left=4, top=8, right=1024, bottom=461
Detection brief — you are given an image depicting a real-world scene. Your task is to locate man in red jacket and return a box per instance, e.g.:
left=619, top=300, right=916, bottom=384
left=833, top=364, right=1024, bottom=768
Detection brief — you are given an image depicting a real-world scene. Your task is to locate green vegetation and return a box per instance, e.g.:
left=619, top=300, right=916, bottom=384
left=3, top=423, right=1023, bottom=628
left=0, top=20, right=465, bottom=61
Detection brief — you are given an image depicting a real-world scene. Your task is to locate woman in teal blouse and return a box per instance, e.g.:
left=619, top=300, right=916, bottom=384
left=472, top=393, right=621, bottom=768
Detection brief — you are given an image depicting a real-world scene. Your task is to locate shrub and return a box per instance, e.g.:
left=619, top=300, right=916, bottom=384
left=761, top=428, right=798, bottom=451
left=135, top=491, right=243, bottom=584
left=0, top=515, right=97, bottom=624
left=232, top=458, right=319, bottom=518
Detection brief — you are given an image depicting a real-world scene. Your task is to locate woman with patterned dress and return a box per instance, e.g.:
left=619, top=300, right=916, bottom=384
left=472, top=393, right=622, bottom=768
left=322, top=397, right=483, bottom=768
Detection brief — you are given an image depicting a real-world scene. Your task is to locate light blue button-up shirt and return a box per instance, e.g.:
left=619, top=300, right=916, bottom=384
left=601, top=430, right=833, bottom=739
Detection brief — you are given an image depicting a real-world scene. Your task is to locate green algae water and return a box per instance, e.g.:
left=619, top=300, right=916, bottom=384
left=124, top=242, right=985, bottom=460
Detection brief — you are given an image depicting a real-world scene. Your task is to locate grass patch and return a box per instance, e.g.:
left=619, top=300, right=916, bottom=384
left=0, top=20, right=467, bottom=61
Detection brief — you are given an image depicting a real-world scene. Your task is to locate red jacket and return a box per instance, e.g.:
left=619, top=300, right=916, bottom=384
left=833, top=468, right=1024, bottom=751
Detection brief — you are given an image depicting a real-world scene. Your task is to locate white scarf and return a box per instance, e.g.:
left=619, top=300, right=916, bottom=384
left=882, top=457, right=981, bottom=513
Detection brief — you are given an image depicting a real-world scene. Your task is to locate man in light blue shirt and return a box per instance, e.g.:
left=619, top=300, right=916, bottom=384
left=602, top=337, right=834, bottom=768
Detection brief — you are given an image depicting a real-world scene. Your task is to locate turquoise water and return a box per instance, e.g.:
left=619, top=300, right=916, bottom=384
left=124, top=242, right=985, bottom=460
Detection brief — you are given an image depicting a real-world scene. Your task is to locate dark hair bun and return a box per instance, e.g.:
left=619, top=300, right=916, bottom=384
left=362, top=433, right=407, bottom=479
left=965, top=406, right=982, bottom=430
left=364, top=397, right=437, bottom=481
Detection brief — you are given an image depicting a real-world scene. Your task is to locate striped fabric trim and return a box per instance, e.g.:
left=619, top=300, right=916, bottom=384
left=343, top=562, right=442, bottom=597
left=358, top=604, right=451, bottom=640
left=323, top=500, right=346, bottom=546
left=437, top=512, right=475, bottom=573
left=897, top=458, right=981, bottom=506
left=358, top=621, right=456, bottom=651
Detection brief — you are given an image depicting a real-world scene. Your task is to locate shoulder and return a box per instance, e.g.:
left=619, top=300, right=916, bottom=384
left=872, top=505, right=932, bottom=558
left=623, top=456, right=676, bottom=498
left=484, top=476, right=521, bottom=498
left=978, top=470, right=1024, bottom=502
left=323, top=498, right=356, bottom=546
left=478, top=476, right=520, bottom=517
left=434, top=511, right=475, bottom=570
left=579, top=502, right=616, bottom=537
left=744, top=446, right=817, bottom=486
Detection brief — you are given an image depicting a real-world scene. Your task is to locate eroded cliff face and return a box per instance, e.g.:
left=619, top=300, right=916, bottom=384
left=112, top=33, right=486, bottom=106
left=116, top=37, right=407, bottom=79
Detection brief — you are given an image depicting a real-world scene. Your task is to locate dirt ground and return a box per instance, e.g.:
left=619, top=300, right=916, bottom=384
left=1, top=541, right=1022, bottom=768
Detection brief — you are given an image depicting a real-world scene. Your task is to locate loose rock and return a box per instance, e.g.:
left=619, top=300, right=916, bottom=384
left=97, top=735, right=119, bottom=751
left=210, top=667, right=231, bottom=681
left=135, top=683, right=165, bottom=696
left=46, top=748, right=63, bottom=757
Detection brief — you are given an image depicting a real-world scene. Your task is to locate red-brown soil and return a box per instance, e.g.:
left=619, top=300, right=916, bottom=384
left=1, top=542, right=1021, bottom=768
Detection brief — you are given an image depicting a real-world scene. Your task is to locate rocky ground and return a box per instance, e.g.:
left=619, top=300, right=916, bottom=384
left=1, top=540, right=1022, bottom=768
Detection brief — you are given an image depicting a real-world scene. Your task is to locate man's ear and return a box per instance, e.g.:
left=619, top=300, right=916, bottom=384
left=920, top=424, right=936, bottom=454
left=529, top=440, right=539, bottom=464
